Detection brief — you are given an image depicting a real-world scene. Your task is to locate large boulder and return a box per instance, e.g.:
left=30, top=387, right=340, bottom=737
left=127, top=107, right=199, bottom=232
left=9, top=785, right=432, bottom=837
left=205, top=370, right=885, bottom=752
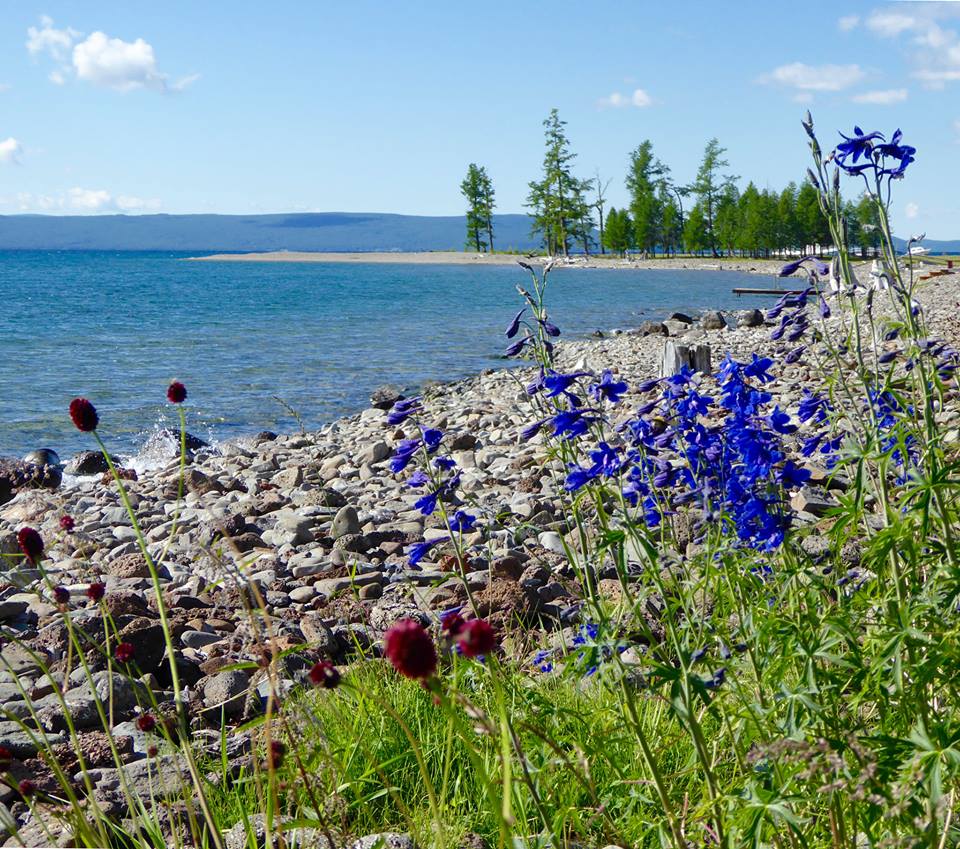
left=0, top=457, right=61, bottom=505
left=700, top=310, right=727, bottom=330
left=736, top=308, right=764, bottom=328
left=65, top=450, right=113, bottom=476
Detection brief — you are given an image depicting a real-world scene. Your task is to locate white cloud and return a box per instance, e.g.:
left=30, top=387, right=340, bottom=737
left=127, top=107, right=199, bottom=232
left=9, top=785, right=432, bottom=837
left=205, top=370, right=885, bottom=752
left=0, top=138, right=23, bottom=164
left=863, top=6, right=960, bottom=88
left=905, top=202, right=919, bottom=220
left=5, top=188, right=160, bottom=213
left=25, top=16, right=198, bottom=93
left=793, top=92, right=815, bottom=104
left=761, top=62, right=866, bottom=91
left=26, top=15, right=80, bottom=61
left=838, top=14, right=860, bottom=32
left=73, top=32, right=166, bottom=91
left=852, top=88, right=909, bottom=105
left=598, top=88, right=654, bottom=108
left=866, top=11, right=918, bottom=37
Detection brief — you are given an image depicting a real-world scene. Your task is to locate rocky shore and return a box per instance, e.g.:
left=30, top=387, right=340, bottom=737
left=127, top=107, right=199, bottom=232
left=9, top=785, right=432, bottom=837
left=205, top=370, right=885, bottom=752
left=1, top=265, right=959, bottom=846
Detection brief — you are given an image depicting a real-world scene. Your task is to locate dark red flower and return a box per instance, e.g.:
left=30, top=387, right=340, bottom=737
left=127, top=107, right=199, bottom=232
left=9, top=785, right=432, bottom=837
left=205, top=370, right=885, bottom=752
left=147, top=745, right=158, bottom=758
left=137, top=713, right=156, bottom=733
left=53, top=586, right=70, bottom=605
left=59, top=515, right=75, bottom=531
left=114, top=642, right=135, bottom=663
left=457, top=619, right=497, bottom=658
left=16, top=527, right=43, bottom=564
left=86, top=582, right=106, bottom=602
left=69, top=398, right=99, bottom=432
left=18, top=779, right=36, bottom=797
left=0, top=745, right=12, bottom=767
left=308, top=660, right=341, bottom=688
left=167, top=381, right=187, bottom=404
left=384, top=619, right=437, bottom=680
left=267, top=740, right=286, bottom=768
left=440, top=611, right=466, bottom=637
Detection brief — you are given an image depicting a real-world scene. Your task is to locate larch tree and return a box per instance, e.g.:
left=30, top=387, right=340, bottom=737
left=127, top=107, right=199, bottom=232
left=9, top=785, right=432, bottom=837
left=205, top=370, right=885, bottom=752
left=691, top=138, right=736, bottom=257
left=526, top=109, right=581, bottom=256
left=460, top=163, right=489, bottom=252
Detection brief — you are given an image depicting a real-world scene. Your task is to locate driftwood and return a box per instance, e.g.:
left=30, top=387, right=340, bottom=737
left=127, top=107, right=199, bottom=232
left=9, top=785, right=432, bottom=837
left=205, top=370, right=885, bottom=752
left=661, top=340, right=712, bottom=377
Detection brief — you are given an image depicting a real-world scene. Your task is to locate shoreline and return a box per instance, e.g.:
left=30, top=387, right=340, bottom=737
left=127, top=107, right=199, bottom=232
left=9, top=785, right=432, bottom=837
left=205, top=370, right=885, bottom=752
left=188, top=250, right=798, bottom=274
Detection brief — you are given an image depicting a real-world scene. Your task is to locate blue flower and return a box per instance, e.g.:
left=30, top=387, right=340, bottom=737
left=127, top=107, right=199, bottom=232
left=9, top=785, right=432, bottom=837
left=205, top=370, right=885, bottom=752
left=407, top=537, right=446, bottom=566
left=449, top=510, right=476, bottom=532
left=414, top=490, right=440, bottom=516
left=540, top=318, right=561, bottom=337
left=836, top=126, right=884, bottom=166
left=390, top=438, right=422, bottom=473
left=387, top=397, right=422, bottom=425
left=798, top=390, right=829, bottom=424
left=406, top=470, right=429, bottom=488
left=505, top=308, right=526, bottom=339
left=543, top=371, right=590, bottom=402
left=433, top=456, right=457, bottom=471
left=551, top=408, right=599, bottom=440
left=505, top=336, right=529, bottom=357
left=422, top=428, right=443, bottom=452
left=590, top=370, right=628, bottom=404
left=520, top=417, right=548, bottom=440
left=777, top=460, right=811, bottom=489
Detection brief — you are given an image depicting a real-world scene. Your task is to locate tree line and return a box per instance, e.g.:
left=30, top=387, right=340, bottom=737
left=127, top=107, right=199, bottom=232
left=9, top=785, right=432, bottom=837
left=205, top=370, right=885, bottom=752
left=461, top=108, right=884, bottom=258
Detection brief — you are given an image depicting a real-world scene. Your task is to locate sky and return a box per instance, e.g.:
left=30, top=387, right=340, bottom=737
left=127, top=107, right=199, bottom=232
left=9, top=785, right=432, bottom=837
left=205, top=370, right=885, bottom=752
left=1, top=1, right=959, bottom=238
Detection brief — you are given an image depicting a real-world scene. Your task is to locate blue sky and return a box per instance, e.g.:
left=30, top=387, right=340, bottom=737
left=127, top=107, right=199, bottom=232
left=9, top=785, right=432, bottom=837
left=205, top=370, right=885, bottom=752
left=1, top=1, right=959, bottom=237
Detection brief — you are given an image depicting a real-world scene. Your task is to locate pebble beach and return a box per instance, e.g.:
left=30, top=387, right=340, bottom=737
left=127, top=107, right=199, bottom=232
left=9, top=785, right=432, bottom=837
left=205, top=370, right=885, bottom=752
left=1, top=262, right=959, bottom=845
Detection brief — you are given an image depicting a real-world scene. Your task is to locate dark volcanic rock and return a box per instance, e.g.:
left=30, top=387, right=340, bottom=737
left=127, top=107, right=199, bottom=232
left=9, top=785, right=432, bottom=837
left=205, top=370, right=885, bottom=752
left=0, top=457, right=61, bottom=505
left=65, top=450, right=113, bottom=475
left=370, top=384, right=405, bottom=409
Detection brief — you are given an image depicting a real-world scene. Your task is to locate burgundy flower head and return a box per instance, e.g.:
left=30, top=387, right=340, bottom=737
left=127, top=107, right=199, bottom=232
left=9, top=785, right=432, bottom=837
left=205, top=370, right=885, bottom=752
left=440, top=611, right=466, bottom=637
left=53, top=586, right=70, bottom=605
left=0, top=745, right=12, bottom=766
left=69, top=398, right=99, bottom=432
left=18, top=779, right=36, bottom=797
left=147, top=745, right=158, bottom=758
left=86, top=582, right=106, bottom=602
left=115, top=642, right=135, bottom=663
left=384, top=619, right=437, bottom=680
left=59, top=515, right=75, bottom=532
left=167, top=381, right=187, bottom=404
left=308, top=660, right=341, bottom=688
left=16, top=527, right=43, bottom=564
left=137, top=713, right=156, bottom=733
left=267, top=740, right=286, bottom=768
left=457, top=619, right=497, bottom=658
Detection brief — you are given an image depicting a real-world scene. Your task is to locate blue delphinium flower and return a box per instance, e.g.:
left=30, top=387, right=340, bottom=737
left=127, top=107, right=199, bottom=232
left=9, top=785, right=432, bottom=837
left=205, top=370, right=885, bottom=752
left=390, top=438, right=422, bottom=473
left=551, top=408, right=600, bottom=440
left=387, top=397, right=422, bottom=425
left=408, top=537, right=446, bottom=567
left=543, top=371, right=590, bottom=405
left=449, top=510, right=476, bottom=532
left=590, top=370, right=628, bottom=404
left=505, top=308, right=526, bottom=338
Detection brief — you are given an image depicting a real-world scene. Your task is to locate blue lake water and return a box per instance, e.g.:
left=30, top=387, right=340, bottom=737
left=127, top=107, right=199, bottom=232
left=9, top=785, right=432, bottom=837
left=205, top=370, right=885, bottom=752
left=0, top=251, right=771, bottom=459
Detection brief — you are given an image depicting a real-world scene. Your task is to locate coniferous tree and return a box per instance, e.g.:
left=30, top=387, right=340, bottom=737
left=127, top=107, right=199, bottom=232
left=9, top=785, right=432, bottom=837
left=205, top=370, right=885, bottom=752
left=660, top=189, right=681, bottom=256
left=777, top=183, right=799, bottom=255
left=460, top=164, right=488, bottom=252
left=715, top=185, right=741, bottom=256
left=796, top=181, right=831, bottom=253
left=478, top=167, right=496, bottom=252
left=855, top=193, right=882, bottom=257
left=626, top=141, right=667, bottom=256
left=684, top=203, right=708, bottom=255
left=526, top=109, right=581, bottom=256
left=692, top=138, right=736, bottom=257
left=603, top=208, right=633, bottom=256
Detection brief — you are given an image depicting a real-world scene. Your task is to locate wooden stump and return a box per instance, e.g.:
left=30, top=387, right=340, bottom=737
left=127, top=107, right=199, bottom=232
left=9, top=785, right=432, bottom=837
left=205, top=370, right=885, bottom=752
left=661, top=340, right=712, bottom=378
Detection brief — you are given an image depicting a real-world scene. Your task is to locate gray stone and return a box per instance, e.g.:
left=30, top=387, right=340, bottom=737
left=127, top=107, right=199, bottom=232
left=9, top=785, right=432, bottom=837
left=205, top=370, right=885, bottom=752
left=65, top=450, right=111, bottom=475
left=181, top=629, right=223, bottom=649
left=331, top=505, right=361, bottom=539
left=700, top=310, right=726, bottom=330
left=349, top=834, right=417, bottom=849
left=288, top=585, right=316, bottom=603
left=737, top=308, right=764, bottom=328
left=360, top=441, right=391, bottom=465
left=201, top=670, right=249, bottom=719
left=639, top=320, right=667, bottom=336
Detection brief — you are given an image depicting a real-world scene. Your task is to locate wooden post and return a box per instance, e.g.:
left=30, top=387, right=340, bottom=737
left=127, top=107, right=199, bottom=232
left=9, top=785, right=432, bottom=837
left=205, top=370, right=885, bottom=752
left=661, top=340, right=712, bottom=377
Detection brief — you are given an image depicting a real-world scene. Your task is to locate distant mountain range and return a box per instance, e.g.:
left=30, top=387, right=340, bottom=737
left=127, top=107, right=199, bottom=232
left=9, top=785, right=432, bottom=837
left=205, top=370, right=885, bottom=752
left=0, top=212, right=542, bottom=252
left=0, top=211, right=954, bottom=254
